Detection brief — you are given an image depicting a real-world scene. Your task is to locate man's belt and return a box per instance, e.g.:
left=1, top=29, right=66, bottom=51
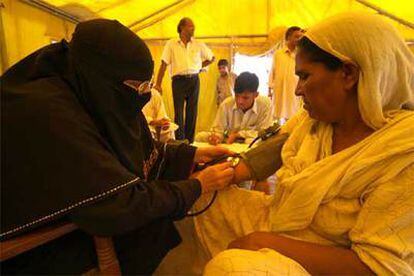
left=172, top=74, right=199, bottom=80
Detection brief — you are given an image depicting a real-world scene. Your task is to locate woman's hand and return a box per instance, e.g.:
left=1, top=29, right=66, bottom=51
left=194, top=146, right=234, bottom=163
left=191, top=162, right=234, bottom=194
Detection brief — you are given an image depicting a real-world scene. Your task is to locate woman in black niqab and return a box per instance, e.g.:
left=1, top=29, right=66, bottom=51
left=1, top=19, right=205, bottom=274
left=68, top=19, right=156, bottom=176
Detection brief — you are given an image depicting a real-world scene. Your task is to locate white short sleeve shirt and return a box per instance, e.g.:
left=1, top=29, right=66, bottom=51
left=161, top=38, right=214, bottom=76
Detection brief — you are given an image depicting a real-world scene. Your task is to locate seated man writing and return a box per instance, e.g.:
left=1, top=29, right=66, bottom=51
left=196, top=72, right=273, bottom=145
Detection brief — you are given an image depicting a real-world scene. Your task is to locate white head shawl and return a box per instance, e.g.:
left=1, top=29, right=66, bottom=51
left=304, top=12, right=414, bottom=129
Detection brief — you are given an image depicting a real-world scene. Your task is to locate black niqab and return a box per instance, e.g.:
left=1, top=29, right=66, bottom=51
left=1, top=19, right=157, bottom=238
left=68, top=19, right=155, bottom=175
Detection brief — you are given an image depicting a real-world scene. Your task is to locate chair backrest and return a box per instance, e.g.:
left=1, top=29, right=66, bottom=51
left=0, top=222, right=121, bottom=275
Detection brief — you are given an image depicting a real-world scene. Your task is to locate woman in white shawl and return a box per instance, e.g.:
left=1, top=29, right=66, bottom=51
left=193, top=12, right=414, bottom=275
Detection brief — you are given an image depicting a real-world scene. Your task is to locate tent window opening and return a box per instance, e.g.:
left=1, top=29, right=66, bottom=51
left=233, top=52, right=273, bottom=96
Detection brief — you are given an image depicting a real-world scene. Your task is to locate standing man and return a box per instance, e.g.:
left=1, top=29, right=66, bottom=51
left=216, top=59, right=237, bottom=106
left=268, top=26, right=303, bottom=124
left=154, top=17, right=215, bottom=142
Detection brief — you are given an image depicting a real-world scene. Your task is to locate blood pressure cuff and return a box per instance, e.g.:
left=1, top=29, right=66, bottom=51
left=240, top=133, right=289, bottom=181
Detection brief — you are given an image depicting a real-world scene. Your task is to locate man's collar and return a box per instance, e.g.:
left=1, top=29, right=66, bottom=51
left=283, top=45, right=295, bottom=55
left=232, top=98, right=258, bottom=114
left=177, top=37, right=194, bottom=44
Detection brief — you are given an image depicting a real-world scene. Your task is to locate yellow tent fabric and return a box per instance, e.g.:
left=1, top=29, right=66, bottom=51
left=1, top=0, right=413, bottom=132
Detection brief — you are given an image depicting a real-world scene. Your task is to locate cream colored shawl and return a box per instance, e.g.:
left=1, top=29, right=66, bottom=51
left=271, top=110, right=414, bottom=231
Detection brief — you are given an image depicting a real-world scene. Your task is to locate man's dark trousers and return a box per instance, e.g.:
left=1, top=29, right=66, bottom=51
left=172, top=74, right=200, bottom=143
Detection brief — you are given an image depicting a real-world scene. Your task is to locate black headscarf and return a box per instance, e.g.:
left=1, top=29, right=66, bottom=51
left=68, top=19, right=155, bottom=174
left=1, top=19, right=156, bottom=238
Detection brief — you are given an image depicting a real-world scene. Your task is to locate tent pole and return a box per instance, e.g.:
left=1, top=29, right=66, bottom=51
left=230, top=37, right=235, bottom=70
left=19, top=0, right=80, bottom=24
left=0, top=1, right=8, bottom=72
left=355, top=0, right=414, bottom=29
left=266, top=0, right=270, bottom=33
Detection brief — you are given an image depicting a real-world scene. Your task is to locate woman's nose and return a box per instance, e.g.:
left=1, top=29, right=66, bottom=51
left=295, top=82, right=303, bottom=96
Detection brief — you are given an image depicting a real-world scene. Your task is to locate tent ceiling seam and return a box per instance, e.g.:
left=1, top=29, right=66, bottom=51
left=128, top=0, right=193, bottom=29
left=19, top=0, right=80, bottom=23
left=144, top=34, right=268, bottom=41
left=95, top=0, right=131, bottom=13
left=355, top=0, right=414, bottom=29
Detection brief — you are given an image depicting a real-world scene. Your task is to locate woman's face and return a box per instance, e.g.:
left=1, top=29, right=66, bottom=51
left=295, top=49, right=350, bottom=123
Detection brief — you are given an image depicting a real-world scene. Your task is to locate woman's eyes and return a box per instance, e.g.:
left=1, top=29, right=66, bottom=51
left=298, top=73, right=309, bottom=80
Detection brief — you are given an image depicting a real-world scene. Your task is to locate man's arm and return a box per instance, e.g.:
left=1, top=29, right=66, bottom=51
left=154, top=61, right=167, bottom=94
left=200, top=42, right=215, bottom=69
left=216, top=81, right=221, bottom=106
left=208, top=101, right=229, bottom=143
left=202, top=56, right=215, bottom=68
left=268, top=56, right=276, bottom=98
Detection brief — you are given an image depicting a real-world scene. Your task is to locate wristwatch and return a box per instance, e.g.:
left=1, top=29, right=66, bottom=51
left=226, top=156, right=241, bottom=168
left=223, top=129, right=229, bottom=138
